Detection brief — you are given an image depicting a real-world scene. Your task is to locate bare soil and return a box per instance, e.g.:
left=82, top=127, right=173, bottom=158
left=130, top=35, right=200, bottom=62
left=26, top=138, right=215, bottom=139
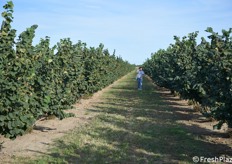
left=147, top=76, right=232, bottom=149
left=0, top=74, right=232, bottom=162
left=0, top=80, right=117, bottom=162
left=153, top=84, right=232, bottom=149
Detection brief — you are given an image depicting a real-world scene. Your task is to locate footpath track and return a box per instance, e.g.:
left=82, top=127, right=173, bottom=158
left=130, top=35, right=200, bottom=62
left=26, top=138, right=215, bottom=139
left=1, top=71, right=232, bottom=163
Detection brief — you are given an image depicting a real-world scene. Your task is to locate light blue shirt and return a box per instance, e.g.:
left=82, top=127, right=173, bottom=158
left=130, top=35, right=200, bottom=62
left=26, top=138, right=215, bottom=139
left=136, top=70, right=144, bottom=79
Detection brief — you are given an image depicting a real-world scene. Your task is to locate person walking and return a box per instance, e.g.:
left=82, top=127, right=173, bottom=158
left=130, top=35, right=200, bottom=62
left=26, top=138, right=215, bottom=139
left=136, top=67, right=145, bottom=90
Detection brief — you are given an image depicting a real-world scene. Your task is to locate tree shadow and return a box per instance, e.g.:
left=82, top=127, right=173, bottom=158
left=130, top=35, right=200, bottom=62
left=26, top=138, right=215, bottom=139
left=31, top=73, right=232, bottom=163
left=33, top=125, right=57, bottom=132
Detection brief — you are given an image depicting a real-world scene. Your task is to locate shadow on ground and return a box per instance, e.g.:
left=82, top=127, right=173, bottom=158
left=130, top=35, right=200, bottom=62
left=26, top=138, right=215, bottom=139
left=32, top=72, right=232, bottom=164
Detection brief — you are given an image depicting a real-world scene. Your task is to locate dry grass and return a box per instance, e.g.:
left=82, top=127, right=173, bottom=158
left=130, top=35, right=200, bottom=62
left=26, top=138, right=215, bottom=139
left=15, top=71, right=232, bottom=164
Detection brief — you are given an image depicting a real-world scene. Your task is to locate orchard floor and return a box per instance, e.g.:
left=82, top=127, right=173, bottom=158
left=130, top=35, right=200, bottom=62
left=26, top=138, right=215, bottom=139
left=1, top=71, right=232, bottom=163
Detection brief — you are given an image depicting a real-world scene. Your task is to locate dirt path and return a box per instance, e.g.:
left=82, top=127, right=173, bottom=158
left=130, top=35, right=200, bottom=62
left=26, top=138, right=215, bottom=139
left=1, top=71, right=232, bottom=163
left=0, top=74, right=129, bottom=162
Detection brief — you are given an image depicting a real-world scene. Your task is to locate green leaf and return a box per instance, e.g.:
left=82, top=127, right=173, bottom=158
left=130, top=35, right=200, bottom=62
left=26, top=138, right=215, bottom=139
left=205, top=27, right=213, bottom=33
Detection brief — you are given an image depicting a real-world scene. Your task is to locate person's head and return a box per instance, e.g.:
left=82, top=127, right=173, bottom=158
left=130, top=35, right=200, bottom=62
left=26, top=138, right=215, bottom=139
left=139, top=67, right=142, bottom=70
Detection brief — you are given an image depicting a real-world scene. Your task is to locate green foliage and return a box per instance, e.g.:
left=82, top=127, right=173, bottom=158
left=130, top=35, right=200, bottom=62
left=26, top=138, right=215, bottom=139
left=143, top=28, right=232, bottom=129
left=0, top=1, right=134, bottom=139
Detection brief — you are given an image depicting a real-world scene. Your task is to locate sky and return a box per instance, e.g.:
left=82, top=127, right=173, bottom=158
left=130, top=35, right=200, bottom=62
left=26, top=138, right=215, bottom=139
left=0, top=0, right=231, bottom=65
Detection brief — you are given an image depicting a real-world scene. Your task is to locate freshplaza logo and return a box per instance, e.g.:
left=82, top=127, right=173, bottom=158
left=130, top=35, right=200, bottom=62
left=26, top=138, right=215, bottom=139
left=193, top=156, right=232, bottom=163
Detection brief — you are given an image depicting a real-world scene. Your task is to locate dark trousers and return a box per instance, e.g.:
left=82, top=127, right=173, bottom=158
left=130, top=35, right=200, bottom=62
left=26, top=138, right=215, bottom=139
left=137, top=78, right=142, bottom=89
